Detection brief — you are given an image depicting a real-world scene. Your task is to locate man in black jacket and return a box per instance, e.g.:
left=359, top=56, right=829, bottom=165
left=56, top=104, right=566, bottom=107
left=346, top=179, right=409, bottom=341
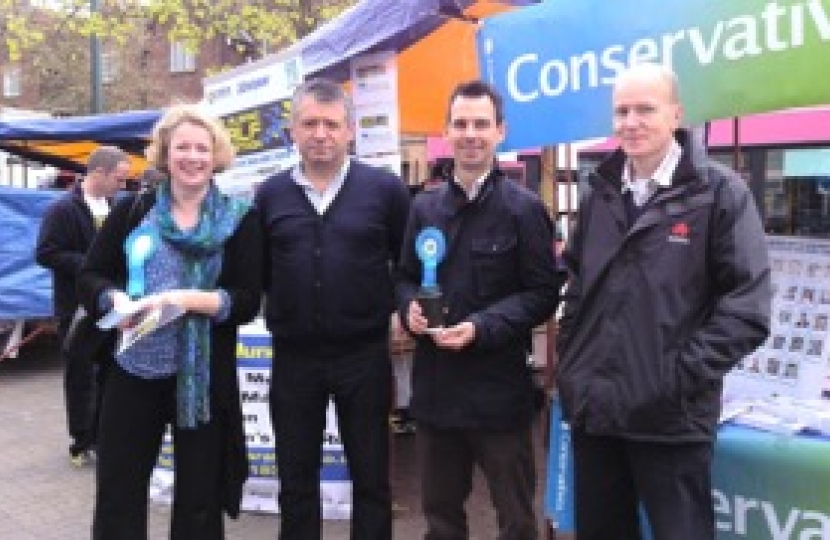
left=397, top=80, right=560, bottom=540
left=35, top=145, right=130, bottom=466
left=256, top=78, right=410, bottom=540
left=556, top=63, right=771, bottom=539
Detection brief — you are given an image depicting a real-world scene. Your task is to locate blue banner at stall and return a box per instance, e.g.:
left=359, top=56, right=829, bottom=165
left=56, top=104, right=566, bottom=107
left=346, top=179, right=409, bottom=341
left=545, top=398, right=575, bottom=533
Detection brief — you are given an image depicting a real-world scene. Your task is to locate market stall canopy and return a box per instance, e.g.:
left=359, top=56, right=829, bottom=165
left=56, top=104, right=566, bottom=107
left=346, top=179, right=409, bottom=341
left=294, top=0, right=538, bottom=135
left=0, top=109, right=161, bottom=176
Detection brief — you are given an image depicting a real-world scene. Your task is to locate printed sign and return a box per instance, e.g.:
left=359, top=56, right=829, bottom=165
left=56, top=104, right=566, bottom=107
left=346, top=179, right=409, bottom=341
left=203, top=53, right=302, bottom=201
left=350, top=51, right=402, bottom=161
left=479, top=0, right=830, bottom=149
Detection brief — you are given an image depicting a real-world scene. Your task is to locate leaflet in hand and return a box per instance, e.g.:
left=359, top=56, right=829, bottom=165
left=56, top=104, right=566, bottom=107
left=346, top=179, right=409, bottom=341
left=96, top=295, right=185, bottom=355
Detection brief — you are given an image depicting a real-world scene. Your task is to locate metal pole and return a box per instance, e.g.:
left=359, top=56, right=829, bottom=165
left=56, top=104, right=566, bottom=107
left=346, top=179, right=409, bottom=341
left=732, top=117, right=741, bottom=172
left=564, top=143, right=573, bottom=221
left=90, top=0, right=103, bottom=113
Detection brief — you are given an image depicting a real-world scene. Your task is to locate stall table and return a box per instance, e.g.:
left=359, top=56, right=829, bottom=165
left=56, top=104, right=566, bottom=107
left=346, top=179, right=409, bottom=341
left=545, top=401, right=830, bottom=539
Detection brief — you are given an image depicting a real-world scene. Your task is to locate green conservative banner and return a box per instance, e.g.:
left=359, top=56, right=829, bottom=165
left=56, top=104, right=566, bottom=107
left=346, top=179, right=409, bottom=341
left=479, top=0, right=830, bottom=149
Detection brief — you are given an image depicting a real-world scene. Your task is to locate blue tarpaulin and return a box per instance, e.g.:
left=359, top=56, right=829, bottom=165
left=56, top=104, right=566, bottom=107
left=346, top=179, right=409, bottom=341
left=0, top=111, right=162, bottom=321
left=0, top=109, right=160, bottom=142
left=0, top=187, right=60, bottom=319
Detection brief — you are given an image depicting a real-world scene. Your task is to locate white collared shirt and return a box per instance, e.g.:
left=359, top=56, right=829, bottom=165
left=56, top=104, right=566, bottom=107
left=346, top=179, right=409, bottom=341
left=84, top=194, right=110, bottom=229
left=454, top=169, right=491, bottom=201
left=292, top=158, right=351, bottom=215
left=621, top=139, right=682, bottom=207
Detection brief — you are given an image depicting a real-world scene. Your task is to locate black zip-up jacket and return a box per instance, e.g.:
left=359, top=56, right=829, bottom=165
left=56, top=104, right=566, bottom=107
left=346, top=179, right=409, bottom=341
left=397, top=168, right=560, bottom=430
left=556, top=130, right=771, bottom=442
left=35, top=184, right=96, bottom=319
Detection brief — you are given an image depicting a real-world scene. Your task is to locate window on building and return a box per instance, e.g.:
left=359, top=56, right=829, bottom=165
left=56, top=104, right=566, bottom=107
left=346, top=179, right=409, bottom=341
left=3, top=65, right=21, bottom=98
left=769, top=147, right=830, bottom=237
left=102, top=51, right=119, bottom=84
left=710, top=146, right=830, bottom=238
left=170, top=42, right=196, bottom=73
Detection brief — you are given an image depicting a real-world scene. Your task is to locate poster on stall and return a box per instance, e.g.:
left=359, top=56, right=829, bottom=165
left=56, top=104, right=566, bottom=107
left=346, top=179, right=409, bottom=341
left=150, top=320, right=352, bottom=518
left=350, top=51, right=401, bottom=162
left=203, top=51, right=303, bottom=201
left=724, top=235, right=830, bottom=401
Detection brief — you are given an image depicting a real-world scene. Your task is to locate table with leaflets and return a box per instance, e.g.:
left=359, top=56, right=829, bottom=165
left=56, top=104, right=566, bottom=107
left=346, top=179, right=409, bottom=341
left=546, top=235, right=830, bottom=539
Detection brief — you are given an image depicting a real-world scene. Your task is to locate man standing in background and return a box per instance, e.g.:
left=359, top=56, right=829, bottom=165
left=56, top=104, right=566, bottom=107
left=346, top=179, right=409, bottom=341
left=36, top=145, right=131, bottom=467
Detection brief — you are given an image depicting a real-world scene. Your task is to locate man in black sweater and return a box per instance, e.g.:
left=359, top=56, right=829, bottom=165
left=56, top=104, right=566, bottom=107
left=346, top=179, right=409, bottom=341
left=35, top=145, right=130, bottom=466
left=256, top=78, right=410, bottom=540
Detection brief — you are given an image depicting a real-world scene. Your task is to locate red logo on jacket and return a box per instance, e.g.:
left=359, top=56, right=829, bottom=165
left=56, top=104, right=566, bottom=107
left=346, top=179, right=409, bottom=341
left=668, top=221, right=691, bottom=244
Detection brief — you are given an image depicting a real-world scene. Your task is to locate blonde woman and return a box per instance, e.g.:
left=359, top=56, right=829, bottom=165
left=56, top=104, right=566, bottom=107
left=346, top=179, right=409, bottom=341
left=78, top=104, right=263, bottom=539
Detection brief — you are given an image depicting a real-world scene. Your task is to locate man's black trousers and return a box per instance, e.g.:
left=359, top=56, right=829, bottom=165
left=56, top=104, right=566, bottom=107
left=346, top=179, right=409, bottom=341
left=269, top=337, right=393, bottom=540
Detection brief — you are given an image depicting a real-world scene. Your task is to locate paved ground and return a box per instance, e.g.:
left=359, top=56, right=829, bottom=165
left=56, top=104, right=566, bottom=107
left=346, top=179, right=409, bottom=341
left=0, top=333, right=552, bottom=539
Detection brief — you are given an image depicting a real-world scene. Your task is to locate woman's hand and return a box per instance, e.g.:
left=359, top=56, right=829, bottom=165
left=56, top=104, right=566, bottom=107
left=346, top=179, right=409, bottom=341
left=115, top=289, right=188, bottom=330
left=110, top=290, right=131, bottom=310
left=158, top=289, right=188, bottom=311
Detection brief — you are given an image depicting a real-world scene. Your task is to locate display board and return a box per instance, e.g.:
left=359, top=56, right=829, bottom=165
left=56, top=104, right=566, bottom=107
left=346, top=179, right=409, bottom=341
left=203, top=52, right=302, bottom=201
left=725, top=235, right=830, bottom=401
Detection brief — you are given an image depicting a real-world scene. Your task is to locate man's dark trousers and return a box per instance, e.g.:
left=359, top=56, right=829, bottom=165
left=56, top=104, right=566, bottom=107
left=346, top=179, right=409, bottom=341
left=269, top=337, right=393, bottom=540
left=58, top=314, right=98, bottom=455
left=571, top=430, right=715, bottom=540
left=418, top=423, right=538, bottom=540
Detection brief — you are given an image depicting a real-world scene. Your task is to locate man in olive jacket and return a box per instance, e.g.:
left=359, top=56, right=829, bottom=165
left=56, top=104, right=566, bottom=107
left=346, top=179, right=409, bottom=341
left=556, top=63, right=771, bottom=540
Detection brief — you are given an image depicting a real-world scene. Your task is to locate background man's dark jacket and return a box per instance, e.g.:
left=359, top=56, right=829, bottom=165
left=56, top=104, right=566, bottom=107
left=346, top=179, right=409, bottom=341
left=36, top=184, right=96, bottom=319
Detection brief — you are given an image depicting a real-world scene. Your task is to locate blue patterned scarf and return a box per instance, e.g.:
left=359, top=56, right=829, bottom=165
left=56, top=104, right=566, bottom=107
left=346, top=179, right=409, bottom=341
left=155, top=180, right=249, bottom=428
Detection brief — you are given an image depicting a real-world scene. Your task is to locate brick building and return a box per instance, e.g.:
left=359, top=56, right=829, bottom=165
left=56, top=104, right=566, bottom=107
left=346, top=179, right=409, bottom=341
left=0, top=1, right=352, bottom=115
left=0, top=16, right=263, bottom=114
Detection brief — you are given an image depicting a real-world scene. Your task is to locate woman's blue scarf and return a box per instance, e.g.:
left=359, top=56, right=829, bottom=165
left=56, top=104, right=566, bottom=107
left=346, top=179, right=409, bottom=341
left=155, top=180, right=249, bottom=428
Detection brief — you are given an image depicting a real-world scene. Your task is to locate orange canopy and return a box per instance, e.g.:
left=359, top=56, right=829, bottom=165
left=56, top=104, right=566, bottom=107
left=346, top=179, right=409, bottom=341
left=397, top=2, right=517, bottom=135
